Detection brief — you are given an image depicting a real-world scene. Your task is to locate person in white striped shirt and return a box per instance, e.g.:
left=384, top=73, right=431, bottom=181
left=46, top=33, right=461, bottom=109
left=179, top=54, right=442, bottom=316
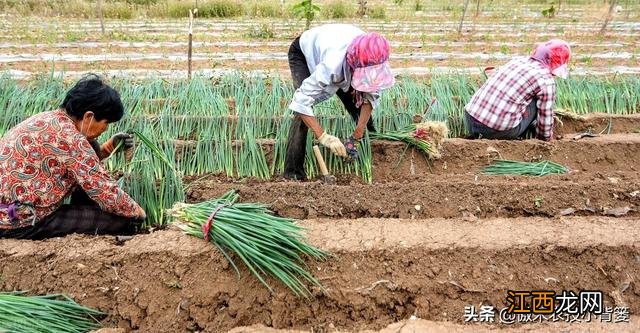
left=284, top=24, right=395, bottom=180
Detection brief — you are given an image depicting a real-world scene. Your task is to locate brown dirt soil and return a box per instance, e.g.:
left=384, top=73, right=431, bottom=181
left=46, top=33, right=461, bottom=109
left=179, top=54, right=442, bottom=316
left=187, top=173, right=640, bottom=220
left=93, top=317, right=640, bottom=333
left=2, top=56, right=635, bottom=74
left=0, top=42, right=621, bottom=58
left=556, top=114, right=640, bottom=137
left=1, top=217, right=639, bottom=332
left=230, top=317, right=640, bottom=333
left=187, top=134, right=640, bottom=220
left=375, top=134, right=640, bottom=180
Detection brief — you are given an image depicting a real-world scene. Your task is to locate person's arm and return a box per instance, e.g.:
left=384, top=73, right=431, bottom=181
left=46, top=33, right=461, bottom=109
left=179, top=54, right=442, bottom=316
left=64, top=137, right=145, bottom=219
left=88, top=139, right=109, bottom=160
left=290, top=63, right=336, bottom=114
left=536, top=80, right=556, bottom=141
left=299, top=114, right=324, bottom=138
left=353, top=101, right=373, bottom=140
left=289, top=63, right=347, bottom=157
left=298, top=114, right=345, bottom=156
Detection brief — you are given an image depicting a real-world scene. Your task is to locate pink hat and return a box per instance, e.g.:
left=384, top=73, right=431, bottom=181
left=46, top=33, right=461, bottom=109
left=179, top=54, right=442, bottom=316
left=531, top=39, right=571, bottom=78
left=346, top=32, right=395, bottom=93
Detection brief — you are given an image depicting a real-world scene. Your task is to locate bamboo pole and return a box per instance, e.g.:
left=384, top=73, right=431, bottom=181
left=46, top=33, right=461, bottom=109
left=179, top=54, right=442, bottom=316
left=457, top=0, right=470, bottom=35
left=188, top=9, right=195, bottom=80
left=557, top=0, right=561, bottom=14
left=357, top=0, right=368, bottom=17
left=599, top=0, right=618, bottom=35
left=97, top=0, right=105, bottom=35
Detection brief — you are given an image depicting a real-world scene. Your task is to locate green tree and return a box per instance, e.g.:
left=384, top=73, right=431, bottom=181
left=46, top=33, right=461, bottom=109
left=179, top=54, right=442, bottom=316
left=292, top=0, right=321, bottom=30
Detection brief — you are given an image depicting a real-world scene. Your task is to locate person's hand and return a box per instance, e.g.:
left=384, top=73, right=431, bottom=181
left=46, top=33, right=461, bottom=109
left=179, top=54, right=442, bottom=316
left=318, top=132, right=347, bottom=157
left=102, top=132, right=134, bottom=157
left=111, top=132, right=134, bottom=151
left=344, top=136, right=359, bottom=161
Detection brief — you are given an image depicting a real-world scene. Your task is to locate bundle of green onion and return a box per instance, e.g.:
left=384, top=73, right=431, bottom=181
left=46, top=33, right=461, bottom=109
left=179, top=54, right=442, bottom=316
left=171, top=190, right=327, bottom=297
left=0, top=292, right=102, bottom=332
left=370, top=122, right=446, bottom=158
left=483, top=159, right=568, bottom=176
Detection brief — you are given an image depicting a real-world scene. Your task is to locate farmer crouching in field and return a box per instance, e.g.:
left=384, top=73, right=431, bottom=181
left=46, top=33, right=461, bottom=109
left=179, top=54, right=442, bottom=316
left=464, top=39, right=571, bottom=141
left=0, top=74, right=146, bottom=239
left=284, top=24, right=395, bottom=180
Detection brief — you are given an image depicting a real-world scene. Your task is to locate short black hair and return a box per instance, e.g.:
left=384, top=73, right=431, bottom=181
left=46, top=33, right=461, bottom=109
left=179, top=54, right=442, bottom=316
left=60, top=74, right=124, bottom=123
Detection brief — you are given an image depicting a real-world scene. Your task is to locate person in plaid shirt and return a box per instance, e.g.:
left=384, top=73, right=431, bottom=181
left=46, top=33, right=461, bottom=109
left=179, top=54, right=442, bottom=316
left=465, top=39, right=571, bottom=141
left=0, top=75, right=146, bottom=239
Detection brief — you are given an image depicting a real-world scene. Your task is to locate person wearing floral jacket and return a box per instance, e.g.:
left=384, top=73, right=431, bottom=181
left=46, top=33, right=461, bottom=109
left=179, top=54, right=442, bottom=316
left=0, top=74, right=146, bottom=239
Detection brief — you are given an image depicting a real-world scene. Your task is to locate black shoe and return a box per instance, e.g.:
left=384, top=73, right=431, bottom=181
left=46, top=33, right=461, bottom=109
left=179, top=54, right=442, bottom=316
left=283, top=172, right=307, bottom=181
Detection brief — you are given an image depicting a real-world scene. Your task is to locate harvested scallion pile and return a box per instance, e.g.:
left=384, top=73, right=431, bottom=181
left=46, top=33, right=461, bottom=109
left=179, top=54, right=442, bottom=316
left=171, top=190, right=327, bottom=298
left=0, top=292, right=102, bottom=333
left=483, top=160, right=568, bottom=176
left=370, top=121, right=447, bottom=158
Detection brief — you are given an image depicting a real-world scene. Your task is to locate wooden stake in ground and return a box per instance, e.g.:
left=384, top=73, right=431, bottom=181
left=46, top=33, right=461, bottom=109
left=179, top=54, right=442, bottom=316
left=457, top=0, right=470, bottom=35
left=557, top=0, right=561, bottom=15
left=97, top=0, right=105, bottom=34
left=357, top=0, right=368, bottom=17
left=600, top=0, right=618, bottom=35
left=188, top=9, right=195, bottom=80
left=474, top=0, right=480, bottom=17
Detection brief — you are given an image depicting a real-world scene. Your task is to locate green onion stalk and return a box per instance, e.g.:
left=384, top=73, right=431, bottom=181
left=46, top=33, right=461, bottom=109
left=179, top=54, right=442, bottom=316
left=3, top=74, right=640, bottom=188
left=358, top=132, right=373, bottom=184
left=0, top=292, right=102, bottom=333
left=170, top=190, right=327, bottom=298
left=483, top=159, right=568, bottom=176
left=117, top=131, right=185, bottom=228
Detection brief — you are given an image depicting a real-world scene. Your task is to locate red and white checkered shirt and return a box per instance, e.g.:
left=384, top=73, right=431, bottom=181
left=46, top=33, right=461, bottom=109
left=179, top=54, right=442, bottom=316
left=465, top=57, right=556, bottom=140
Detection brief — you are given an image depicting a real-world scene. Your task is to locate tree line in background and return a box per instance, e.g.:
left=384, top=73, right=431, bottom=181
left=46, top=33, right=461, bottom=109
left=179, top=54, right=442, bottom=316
left=0, top=0, right=632, bottom=26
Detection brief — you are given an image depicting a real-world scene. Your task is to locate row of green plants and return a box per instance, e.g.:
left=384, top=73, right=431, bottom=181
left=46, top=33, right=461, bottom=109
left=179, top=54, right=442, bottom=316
left=4, top=0, right=632, bottom=20
left=1, top=72, right=639, bottom=226
left=0, top=0, right=386, bottom=20
left=2, top=72, right=638, bottom=135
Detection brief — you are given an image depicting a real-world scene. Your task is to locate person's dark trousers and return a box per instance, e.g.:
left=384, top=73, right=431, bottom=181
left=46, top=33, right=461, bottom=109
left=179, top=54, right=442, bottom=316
left=465, top=99, right=539, bottom=140
left=0, top=189, right=142, bottom=240
left=284, top=36, right=375, bottom=180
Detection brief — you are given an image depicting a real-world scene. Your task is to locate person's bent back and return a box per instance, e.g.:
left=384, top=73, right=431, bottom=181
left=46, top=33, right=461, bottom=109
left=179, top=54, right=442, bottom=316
left=0, top=74, right=146, bottom=239
left=465, top=39, right=571, bottom=141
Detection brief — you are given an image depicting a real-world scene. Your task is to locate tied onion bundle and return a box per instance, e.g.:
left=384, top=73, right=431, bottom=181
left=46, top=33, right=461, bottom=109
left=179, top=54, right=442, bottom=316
left=0, top=292, right=102, bottom=333
left=483, top=160, right=568, bottom=177
left=370, top=121, right=448, bottom=158
left=171, top=190, right=327, bottom=297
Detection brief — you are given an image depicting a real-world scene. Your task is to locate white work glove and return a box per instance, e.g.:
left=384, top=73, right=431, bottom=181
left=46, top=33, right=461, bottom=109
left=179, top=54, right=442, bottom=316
left=318, top=132, right=347, bottom=157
